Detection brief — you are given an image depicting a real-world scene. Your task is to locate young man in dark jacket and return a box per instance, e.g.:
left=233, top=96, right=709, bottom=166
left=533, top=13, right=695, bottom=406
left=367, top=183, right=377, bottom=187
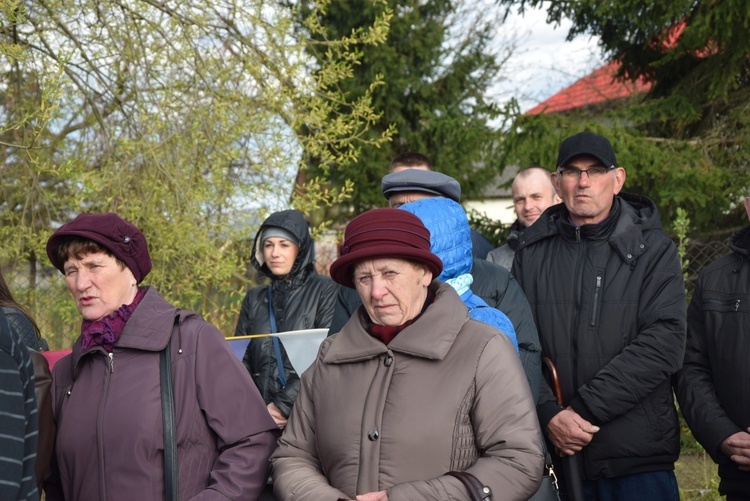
left=487, top=165, right=559, bottom=270
left=513, top=131, right=687, bottom=500
left=674, top=197, right=750, bottom=500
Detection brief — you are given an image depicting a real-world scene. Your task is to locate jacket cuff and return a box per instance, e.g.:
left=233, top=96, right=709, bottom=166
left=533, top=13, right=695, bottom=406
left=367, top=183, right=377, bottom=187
left=705, top=425, right=744, bottom=464
left=568, top=395, right=597, bottom=424
left=537, top=401, right=563, bottom=429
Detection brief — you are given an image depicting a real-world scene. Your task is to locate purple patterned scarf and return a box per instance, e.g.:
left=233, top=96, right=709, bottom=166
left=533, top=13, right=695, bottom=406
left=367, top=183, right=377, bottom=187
left=80, top=288, right=147, bottom=352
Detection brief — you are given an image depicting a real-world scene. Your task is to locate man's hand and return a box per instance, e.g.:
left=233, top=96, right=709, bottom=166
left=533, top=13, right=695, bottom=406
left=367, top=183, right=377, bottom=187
left=720, top=428, right=750, bottom=471
left=547, top=407, right=600, bottom=456
left=267, top=402, right=288, bottom=429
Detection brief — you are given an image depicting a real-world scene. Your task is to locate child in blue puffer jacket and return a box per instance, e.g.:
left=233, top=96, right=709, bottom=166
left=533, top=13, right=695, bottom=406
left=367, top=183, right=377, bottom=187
left=399, top=197, right=519, bottom=352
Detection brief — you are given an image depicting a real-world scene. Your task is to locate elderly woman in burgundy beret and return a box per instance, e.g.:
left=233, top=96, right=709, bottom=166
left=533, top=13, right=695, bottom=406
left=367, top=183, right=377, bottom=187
left=270, top=208, right=543, bottom=501
left=43, top=213, right=279, bottom=501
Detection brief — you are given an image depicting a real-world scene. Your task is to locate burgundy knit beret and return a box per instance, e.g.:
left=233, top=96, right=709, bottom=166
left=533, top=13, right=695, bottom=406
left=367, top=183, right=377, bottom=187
left=46, top=213, right=152, bottom=283
left=329, top=208, right=443, bottom=288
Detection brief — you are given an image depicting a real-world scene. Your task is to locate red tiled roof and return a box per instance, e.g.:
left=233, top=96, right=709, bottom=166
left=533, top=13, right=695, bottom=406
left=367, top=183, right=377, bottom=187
left=526, top=61, right=651, bottom=115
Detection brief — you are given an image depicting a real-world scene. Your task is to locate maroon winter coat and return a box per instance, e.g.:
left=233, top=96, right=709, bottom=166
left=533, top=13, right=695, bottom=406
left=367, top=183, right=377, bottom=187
left=44, top=287, right=279, bottom=501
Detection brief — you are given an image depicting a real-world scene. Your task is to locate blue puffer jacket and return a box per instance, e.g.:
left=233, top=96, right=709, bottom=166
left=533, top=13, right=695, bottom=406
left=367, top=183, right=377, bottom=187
left=400, top=198, right=518, bottom=352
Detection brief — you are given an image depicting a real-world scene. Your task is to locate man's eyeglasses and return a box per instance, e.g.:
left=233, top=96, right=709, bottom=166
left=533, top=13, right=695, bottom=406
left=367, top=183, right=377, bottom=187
left=557, top=165, right=613, bottom=180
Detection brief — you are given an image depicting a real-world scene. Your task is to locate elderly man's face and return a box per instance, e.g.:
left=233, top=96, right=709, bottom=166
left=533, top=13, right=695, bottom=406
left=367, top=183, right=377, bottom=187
left=388, top=191, right=434, bottom=208
left=353, top=258, right=432, bottom=326
left=552, top=155, right=626, bottom=226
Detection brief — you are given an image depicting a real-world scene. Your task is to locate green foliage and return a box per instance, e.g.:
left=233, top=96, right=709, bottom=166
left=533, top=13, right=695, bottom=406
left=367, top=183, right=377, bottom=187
left=497, top=0, right=750, bottom=234
left=295, top=0, right=512, bottom=217
left=676, top=400, right=722, bottom=499
left=676, top=451, right=722, bottom=500
left=0, top=0, right=389, bottom=344
left=467, top=208, right=509, bottom=249
left=673, top=207, right=691, bottom=286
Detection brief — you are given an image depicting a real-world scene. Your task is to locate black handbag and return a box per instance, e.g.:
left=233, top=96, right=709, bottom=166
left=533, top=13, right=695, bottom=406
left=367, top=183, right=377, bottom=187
left=446, top=471, right=492, bottom=501
left=528, top=453, right=561, bottom=501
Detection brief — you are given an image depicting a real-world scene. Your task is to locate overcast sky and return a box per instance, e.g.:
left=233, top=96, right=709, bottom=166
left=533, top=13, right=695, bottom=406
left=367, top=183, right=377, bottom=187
left=491, top=5, right=606, bottom=113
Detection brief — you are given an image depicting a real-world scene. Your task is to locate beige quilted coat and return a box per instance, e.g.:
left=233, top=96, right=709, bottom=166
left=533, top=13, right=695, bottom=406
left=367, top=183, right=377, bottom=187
left=271, top=282, right=543, bottom=500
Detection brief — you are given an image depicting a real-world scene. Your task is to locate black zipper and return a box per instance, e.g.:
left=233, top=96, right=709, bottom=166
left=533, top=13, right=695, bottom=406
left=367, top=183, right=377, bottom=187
left=590, top=274, right=602, bottom=327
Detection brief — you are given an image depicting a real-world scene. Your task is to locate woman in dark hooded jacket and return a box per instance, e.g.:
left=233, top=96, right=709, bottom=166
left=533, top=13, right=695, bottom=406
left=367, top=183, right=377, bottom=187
left=235, top=209, right=337, bottom=430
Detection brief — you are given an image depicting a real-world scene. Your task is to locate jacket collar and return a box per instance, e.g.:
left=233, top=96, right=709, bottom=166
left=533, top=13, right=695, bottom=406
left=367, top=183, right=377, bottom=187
left=71, top=287, right=177, bottom=377
left=506, top=220, right=525, bottom=251
left=520, top=194, right=657, bottom=267
left=323, top=282, right=468, bottom=364
left=730, top=226, right=750, bottom=257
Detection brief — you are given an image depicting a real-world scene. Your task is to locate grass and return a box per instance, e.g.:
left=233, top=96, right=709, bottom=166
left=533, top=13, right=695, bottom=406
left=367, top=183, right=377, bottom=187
left=676, top=412, right=722, bottom=500
left=676, top=451, right=721, bottom=500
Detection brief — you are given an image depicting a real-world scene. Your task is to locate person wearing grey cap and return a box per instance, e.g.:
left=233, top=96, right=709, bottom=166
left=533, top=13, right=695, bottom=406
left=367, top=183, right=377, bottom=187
left=234, top=210, right=337, bottom=433
left=512, top=131, right=687, bottom=500
left=381, top=168, right=462, bottom=205
left=329, top=168, right=544, bottom=405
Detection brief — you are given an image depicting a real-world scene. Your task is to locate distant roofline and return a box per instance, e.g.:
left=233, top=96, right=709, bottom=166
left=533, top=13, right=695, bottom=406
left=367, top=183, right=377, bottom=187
left=525, top=21, right=706, bottom=116
left=525, top=61, right=651, bottom=115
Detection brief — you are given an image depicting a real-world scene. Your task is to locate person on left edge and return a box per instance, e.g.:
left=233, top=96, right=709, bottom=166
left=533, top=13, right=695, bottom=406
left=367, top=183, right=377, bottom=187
left=271, top=208, right=543, bottom=500
left=0, top=265, right=48, bottom=351
left=234, top=209, right=338, bottom=430
left=0, top=310, right=38, bottom=501
left=1, top=266, right=54, bottom=495
left=43, top=212, right=279, bottom=501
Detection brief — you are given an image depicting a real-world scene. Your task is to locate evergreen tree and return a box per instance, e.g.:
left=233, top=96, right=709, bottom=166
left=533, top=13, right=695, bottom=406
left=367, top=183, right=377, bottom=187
left=296, top=0, right=512, bottom=216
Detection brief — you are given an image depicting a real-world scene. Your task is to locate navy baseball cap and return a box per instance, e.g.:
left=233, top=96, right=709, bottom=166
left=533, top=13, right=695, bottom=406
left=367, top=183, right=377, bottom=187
left=557, top=131, right=618, bottom=169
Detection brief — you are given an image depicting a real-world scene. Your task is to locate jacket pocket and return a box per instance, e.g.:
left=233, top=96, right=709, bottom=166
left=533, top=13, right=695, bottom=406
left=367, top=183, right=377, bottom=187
left=702, top=297, right=742, bottom=313
left=641, top=385, right=680, bottom=447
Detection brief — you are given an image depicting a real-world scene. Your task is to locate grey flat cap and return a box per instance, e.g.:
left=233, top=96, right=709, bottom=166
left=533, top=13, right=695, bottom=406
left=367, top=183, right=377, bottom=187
left=381, top=169, right=461, bottom=203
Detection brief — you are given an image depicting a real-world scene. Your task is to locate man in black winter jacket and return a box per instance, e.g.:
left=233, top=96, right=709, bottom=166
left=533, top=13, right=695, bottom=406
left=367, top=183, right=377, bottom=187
left=674, top=197, right=750, bottom=500
left=513, top=131, right=687, bottom=500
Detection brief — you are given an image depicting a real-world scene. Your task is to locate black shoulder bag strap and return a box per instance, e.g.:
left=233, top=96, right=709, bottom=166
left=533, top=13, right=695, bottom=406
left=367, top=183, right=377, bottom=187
left=267, top=286, right=287, bottom=388
left=161, top=311, right=179, bottom=501
left=445, top=471, right=492, bottom=501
